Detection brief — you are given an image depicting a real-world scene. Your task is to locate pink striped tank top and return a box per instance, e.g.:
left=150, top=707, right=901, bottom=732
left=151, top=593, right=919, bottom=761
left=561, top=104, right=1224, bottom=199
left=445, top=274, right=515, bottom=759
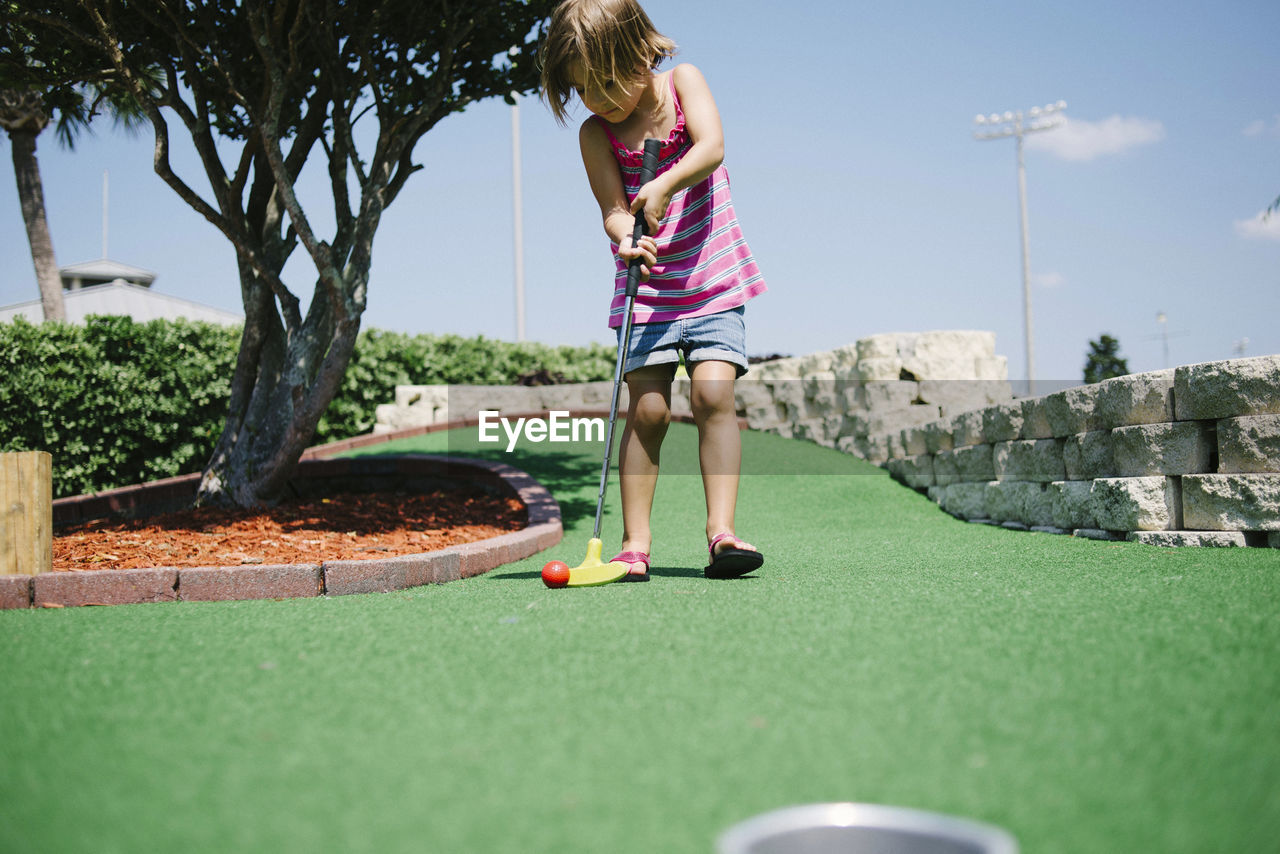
left=598, top=73, right=767, bottom=328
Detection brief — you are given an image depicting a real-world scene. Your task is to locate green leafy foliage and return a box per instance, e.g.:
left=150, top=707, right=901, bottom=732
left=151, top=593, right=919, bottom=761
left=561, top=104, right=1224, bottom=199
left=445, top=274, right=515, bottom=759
left=1083, top=333, right=1130, bottom=384
left=0, top=316, right=239, bottom=498
left=314, top=331, right=615, bottom=440
left=1, top=318, right=613, bottom=497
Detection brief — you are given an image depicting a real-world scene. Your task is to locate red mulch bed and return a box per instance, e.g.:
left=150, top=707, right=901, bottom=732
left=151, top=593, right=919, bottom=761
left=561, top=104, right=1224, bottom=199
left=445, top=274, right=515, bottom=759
left=53, top=489, right=525, bottom=571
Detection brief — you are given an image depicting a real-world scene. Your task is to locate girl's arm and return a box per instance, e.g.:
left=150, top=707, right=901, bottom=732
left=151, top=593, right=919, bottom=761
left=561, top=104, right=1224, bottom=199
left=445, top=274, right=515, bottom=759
left=630, top=63, right=725, bottom=233
left=579, top=118, right=658, bottom=274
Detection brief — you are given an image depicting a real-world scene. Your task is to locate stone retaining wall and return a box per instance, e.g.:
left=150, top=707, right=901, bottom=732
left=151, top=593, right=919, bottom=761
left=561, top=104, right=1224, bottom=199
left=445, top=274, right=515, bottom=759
left=374, top=330, right=1014, bottom=459
left=374, top=381, right=658, bottom=432
left=736, top=331, right=1012, bottom=459
left=367, top=335, right=1278, bottom=548
left=880, top=355, right=1280, bottom=547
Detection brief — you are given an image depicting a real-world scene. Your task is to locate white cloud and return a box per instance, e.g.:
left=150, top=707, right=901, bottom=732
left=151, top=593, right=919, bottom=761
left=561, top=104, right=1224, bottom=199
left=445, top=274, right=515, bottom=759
left=1024, top=115, right=1165, bottom=161
left=1033, top=271, right=1066, bottom=289
left=1235, top=210, right=1280, bottom=241
left=1243, top=116, right=1280, bottom=138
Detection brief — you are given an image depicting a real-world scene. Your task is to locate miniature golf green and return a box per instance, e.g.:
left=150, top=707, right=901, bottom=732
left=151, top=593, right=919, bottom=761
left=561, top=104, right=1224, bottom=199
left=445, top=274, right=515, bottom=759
left=1, top=424, right=1277, bottom=853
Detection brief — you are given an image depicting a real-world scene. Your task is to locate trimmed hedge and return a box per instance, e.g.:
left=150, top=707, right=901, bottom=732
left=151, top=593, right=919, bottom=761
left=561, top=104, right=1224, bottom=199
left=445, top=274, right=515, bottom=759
left=316, top=329, right=615, bottom=441
left=0, top=316, right=239, bottom=499
left=1, top=317, right=613, bottom=498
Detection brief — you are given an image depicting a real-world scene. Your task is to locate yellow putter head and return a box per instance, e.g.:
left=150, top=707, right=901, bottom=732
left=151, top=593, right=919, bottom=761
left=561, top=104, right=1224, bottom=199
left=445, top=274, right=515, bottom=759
left=565, top=538, right=629, bottom=587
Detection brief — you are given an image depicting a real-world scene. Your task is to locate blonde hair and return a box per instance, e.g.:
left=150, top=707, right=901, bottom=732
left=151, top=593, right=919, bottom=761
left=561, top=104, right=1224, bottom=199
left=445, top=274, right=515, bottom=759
left=539, top=0, right=677, bottom=125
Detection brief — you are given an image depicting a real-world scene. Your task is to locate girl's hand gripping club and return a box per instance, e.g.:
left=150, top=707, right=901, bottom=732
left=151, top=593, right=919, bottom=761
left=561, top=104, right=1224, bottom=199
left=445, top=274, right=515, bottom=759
left=625, top=139, right=662, bottom=297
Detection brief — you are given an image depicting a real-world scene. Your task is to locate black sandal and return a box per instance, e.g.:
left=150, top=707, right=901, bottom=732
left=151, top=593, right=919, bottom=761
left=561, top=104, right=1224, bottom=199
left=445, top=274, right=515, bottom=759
left=705, top=533, right=764, bottom=579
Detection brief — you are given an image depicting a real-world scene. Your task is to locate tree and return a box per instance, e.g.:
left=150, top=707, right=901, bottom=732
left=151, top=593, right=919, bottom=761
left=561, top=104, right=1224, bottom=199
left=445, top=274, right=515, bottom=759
left=0, top=88, right=64, bottom=320
left=8, top=0, right=553, bottom=507
left=1, top=9, right=150, bottom=322
left=1083, top=334, right=1129, bottom=384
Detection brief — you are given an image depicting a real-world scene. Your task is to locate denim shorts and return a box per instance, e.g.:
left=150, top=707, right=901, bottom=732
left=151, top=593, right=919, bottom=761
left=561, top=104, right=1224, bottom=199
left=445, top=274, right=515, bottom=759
left=615, top=306, right=748, bottom=378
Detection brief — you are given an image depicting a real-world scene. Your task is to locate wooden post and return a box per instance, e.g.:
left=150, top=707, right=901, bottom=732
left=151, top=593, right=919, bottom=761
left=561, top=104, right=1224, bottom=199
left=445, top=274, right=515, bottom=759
left=1, top=452, right=52, bottom=576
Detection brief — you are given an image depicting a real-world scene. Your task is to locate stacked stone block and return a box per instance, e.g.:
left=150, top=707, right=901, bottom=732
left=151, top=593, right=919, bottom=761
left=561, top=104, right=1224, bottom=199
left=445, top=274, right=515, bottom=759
left=742, top=331, right=1011, bottom=457
left=374, top=380, right=649, bottom=432
left=881, top=355, right=1280, bottom=548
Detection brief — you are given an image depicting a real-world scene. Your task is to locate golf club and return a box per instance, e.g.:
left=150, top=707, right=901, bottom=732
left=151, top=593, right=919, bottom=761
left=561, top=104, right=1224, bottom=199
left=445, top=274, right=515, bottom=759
left=550, top=137, right=662, bottom=587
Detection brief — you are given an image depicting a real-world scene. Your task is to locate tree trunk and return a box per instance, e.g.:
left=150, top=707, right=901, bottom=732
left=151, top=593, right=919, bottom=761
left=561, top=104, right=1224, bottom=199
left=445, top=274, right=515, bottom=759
left=195, top=257, right=366, bottom=508
left=196, top=315, right=362, bottom=507
left=7, top=128, right=66, bottom=322
left=190, top=112, right=384, bottom=508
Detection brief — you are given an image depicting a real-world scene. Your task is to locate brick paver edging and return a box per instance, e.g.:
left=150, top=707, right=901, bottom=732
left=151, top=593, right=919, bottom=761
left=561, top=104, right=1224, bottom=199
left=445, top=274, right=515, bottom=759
left=2, top=450, right=561, bottom=610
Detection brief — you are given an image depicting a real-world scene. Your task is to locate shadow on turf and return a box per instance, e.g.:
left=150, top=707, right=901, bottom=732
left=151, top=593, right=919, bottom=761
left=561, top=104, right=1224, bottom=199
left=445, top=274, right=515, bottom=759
left=491, top=564, right=759, bottom=581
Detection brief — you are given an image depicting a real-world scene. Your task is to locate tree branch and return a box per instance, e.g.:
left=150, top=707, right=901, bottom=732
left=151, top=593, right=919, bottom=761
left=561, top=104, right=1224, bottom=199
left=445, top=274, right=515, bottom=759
left=244, top=3, right=345, bottom=319
left=71, top=0, right=303, bottom=321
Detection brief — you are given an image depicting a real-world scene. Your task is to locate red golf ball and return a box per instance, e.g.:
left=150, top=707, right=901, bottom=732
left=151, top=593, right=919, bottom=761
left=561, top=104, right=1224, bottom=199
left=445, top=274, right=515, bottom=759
left=541, top=560, right=570, bottom=588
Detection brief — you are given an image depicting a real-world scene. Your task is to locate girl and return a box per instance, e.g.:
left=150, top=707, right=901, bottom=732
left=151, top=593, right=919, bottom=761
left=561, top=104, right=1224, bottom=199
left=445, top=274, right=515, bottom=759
left=540, top=0, right=767, bottom=581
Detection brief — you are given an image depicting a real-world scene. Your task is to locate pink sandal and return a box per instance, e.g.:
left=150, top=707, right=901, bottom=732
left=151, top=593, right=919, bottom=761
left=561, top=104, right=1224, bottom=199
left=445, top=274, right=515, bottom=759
left=705, top=533, right=764, bottom=579
left=610, top=550, right=651, bottom=582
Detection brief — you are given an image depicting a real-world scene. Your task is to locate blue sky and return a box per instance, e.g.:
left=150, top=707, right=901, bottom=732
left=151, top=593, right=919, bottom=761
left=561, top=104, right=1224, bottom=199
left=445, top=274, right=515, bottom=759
left=2, top=0, right=1277, bottom=385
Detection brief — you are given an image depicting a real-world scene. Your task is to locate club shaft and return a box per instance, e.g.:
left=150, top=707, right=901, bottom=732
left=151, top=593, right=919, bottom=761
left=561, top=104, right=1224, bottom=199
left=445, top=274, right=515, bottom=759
left=593, top=296, right=635, bottom=539
left=590, top=138, right=661, bottom=542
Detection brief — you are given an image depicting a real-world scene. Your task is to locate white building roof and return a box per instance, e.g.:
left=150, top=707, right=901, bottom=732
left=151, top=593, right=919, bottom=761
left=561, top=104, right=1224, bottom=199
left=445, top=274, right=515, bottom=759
left=0, top=281, right=243, bottom=326
left=60, top=258, right=157, bottom=286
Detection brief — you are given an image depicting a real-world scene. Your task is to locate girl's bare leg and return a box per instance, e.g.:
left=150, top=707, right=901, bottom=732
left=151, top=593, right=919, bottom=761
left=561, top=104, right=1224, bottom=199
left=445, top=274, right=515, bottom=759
left=618, top=365, right=673, bottom=569
left=688, top=360, right=757, bottom=556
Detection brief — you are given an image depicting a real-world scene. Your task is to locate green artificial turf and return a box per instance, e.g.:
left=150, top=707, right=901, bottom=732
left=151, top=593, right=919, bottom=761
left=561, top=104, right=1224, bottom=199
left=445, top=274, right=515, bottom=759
left=2, top=424, right=1278, bottom=853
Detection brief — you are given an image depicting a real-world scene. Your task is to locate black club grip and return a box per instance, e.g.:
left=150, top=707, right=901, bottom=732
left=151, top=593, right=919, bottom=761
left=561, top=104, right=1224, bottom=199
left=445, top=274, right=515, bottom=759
left=625, top=138, right=662, bottom=298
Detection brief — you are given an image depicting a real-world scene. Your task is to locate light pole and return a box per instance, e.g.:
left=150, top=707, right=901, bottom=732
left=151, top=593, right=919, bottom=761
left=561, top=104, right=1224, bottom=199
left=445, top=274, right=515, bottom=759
left=511, top=93, right=526, bottom=342
left=1144, top=311, right=1189, bottom=369
left=1156, top=311, right=1170, bottom=369
left=102, top=170, right=110, bottom=258
left=974, top=101, right=1066, bottom=395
